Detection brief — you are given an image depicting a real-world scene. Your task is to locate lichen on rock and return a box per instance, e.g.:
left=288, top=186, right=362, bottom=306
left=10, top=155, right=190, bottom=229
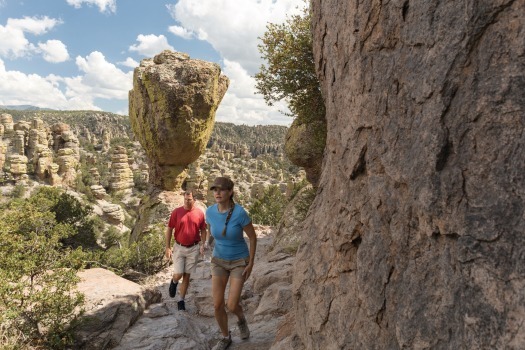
left=129, top=50, right=229, bottom=191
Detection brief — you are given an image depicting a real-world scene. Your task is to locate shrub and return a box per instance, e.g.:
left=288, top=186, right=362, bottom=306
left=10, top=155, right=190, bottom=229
left=29, top=187, right=98, bottom=249
left=95, top=224, right=166, bottom=278
left=9, top=183, right=26, bottom=198
left=0, top=195, right=85, bottom=348
left=249, top=185, right=287, bottom=226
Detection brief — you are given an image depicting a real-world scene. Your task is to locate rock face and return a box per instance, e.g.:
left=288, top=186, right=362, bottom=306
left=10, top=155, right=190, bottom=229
left=289, top=1, right=525, bottom=349
left=129, top=50, right=229, bottom=190
left=74, top=268, right=161, bottom=349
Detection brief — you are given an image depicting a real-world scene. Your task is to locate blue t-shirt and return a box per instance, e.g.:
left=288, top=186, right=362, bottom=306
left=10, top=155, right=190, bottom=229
left=206, top=204, right=251, bottom=260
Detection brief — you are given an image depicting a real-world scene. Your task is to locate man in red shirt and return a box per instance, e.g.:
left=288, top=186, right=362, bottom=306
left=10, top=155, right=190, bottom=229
left=165, top=190, right=208, bottom=311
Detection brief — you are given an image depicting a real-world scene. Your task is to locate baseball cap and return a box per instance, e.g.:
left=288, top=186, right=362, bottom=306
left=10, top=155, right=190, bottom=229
left=209, top=176, right=234, bottom=190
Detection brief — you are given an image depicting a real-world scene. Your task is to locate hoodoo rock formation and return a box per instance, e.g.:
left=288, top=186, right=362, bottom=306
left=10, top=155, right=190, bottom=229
left=129, top=50, right=229, bottom=190
left=288, top=1, right=525, bottom=349
left=129, top=50, right=229, bottom=242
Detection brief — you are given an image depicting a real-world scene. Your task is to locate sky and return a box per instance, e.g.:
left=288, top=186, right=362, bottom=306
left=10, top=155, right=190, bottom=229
left=0, top=0, right=305, bottom=125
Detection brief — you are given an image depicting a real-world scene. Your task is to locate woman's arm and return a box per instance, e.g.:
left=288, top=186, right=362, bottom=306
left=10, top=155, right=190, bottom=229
left=242, top=222, right=257, bottom=280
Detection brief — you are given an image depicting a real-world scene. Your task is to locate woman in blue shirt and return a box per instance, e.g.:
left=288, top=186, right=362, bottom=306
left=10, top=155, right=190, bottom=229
left=206, top=177, right=257, bottom=350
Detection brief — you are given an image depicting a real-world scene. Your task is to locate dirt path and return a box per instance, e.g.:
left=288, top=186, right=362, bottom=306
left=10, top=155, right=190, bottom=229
left=115, top=230, right=289, bottom=350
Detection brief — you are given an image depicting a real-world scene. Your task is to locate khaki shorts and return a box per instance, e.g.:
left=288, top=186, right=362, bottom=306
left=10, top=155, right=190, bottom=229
left=172, top=244, right=200, bottom=275
left=211, top=256, right=249, bottom=279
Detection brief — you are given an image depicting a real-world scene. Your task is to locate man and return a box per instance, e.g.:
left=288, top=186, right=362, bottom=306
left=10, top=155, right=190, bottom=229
left=165, top=190, right=208, bottom=311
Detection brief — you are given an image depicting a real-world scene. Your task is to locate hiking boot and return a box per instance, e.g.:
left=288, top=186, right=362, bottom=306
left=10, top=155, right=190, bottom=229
left=168, top=280, right=177, bottom=298
left=177, top=300, right=186, bottom=311
left=237, top=318, right=250, bottom=340
left=212, top=333, right=232, bottom=350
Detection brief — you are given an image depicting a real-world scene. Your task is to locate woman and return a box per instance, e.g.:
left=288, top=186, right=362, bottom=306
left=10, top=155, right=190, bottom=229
left=206, top=176, right=257, bottom=350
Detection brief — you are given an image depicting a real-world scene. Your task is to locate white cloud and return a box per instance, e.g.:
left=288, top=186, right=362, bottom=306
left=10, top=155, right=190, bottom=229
left=66, top=0, right=116, bottom=13
left=118, top=57, right=139, bottom=68
left=0, top=59, right=97, bottom=110
left=216, top=59, right=291, bottom=126
left=7, top=16, right=61, bottom=35
left=38, top=40, right=70, bottom=63
left=71, top=51, right=133, bottom=99
left=167, top=0, right=304, bottom=74
left=168, top=25, right=194, bottom=40
left=166, top=0, right=303, bottom=125
left=129, top=34, right=174, bottom=57
left=0, top=16, right=61, bottom=58
left=0, top=52, right=132, bottom=111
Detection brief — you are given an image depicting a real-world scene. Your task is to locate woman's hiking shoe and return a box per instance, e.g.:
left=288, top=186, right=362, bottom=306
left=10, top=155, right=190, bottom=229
left=237, top=318, right=250, bottom=339
left=177, top=300, right=186, bottom=311
left=212, top=333, right=232, bottom=350
left=169, top=280, right=177, bottom=298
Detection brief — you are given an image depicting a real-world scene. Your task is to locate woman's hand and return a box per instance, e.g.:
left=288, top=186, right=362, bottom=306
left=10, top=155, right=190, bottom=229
left=242, top=263, right=254, bottom=280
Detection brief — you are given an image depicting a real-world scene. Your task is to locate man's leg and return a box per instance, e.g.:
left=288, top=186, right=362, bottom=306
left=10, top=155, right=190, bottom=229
left=170, top=245, right=184, bottom=298
left=179, top=272, right=191, bottom=298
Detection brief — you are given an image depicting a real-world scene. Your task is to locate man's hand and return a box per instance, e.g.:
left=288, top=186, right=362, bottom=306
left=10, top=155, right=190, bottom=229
left=165, top=247, right=172, bottom=260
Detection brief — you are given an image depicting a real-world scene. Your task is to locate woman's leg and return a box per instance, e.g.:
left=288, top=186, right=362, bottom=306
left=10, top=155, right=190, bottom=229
left=212, top=274, right=230, bottom=337
left=226, top=277, right=246, bottom=321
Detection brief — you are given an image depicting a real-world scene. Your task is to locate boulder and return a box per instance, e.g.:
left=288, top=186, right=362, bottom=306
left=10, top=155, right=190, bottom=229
left=74, top=268, right=161, bottom=349
left=129, top=50, right=229, bottom=190
left=284, top=116, right=326, bottom=187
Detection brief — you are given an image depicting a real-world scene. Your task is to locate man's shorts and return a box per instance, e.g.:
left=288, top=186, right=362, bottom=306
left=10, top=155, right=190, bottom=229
left=211, top=256, right=249, bottom=279
left=172, top=244, right=200, bottom=275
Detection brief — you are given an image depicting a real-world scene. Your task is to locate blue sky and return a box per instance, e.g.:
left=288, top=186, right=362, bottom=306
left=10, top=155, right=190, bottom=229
left=0, top=0, right=304, bottom=125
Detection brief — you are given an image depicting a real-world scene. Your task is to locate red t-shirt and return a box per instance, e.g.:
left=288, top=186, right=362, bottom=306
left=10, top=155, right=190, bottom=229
left=168, top=206, right=206, bottom=245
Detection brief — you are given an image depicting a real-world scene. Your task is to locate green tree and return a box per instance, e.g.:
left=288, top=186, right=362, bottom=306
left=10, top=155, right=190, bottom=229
left=249, top=185, right=287, bottom=226
left=29, top=187, right=98, bottom=249
left=0, top=196, right=85, bottom=348
left=255, top=4, right=325, bottom=124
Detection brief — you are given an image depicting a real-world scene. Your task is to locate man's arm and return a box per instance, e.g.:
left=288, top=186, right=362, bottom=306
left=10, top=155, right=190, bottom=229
left=165, top=225, right=173, bottom=259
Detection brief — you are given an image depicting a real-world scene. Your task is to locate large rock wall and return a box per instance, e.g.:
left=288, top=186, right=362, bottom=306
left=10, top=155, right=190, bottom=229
left=292, top=1, right=525, bottom=349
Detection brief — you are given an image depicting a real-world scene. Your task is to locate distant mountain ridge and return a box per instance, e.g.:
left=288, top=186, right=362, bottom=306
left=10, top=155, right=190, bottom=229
left=0, top=105, right=55, bottom=111
left=0, top=108, right=289, bottom=156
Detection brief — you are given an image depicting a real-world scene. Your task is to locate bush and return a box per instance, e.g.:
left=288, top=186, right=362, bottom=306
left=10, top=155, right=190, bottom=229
left=95, top=224, right=166, bottom=278
left=249, top=185, right=287, bottom=226
left=0, top=195, right=85, bottom=348
left=29, top=187, right=98, bottom=249
left=9, top=183, right=26, bottom=198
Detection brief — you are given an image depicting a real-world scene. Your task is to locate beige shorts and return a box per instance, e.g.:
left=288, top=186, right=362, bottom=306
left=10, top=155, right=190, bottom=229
left=211, top=256, right=249, bottom=279
left=172, top=244, right=200, bottom=275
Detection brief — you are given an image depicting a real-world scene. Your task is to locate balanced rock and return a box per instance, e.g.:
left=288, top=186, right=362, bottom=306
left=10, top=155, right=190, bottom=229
left=129, top=50, right=229, bottom=190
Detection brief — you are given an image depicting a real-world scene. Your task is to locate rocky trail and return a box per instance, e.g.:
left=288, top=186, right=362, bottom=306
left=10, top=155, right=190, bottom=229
left=114, top=228, right=295, bottom=350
